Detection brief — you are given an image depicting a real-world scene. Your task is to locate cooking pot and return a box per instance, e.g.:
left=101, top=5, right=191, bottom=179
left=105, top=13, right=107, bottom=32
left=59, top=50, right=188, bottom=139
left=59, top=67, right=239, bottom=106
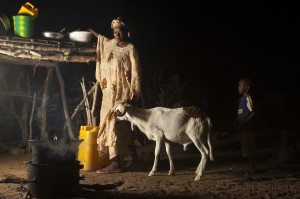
left=27, top=161, right=82, bottom=198
left=69, top=31, right=93, bottom=43
left=42, top=31, right=64, bottom=40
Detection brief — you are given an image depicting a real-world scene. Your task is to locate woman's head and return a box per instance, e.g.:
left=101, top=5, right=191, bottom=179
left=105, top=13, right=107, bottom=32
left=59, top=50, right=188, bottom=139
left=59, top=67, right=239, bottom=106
left=111, top=17, right=131, bottom=42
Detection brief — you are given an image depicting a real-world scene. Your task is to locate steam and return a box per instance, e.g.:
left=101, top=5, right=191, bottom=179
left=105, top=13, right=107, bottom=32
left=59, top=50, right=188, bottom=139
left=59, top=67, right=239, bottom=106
left=42, top=137, right=81, bottom=161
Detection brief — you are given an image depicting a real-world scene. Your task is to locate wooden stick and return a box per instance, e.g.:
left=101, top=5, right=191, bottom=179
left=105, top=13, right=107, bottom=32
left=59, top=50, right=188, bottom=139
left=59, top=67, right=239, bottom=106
left=40, top=67, right=54, bottom=141
left=91, top=82, right=99, bottom=126
left=79, top=181, right=124, bottom=191
left=71, top=84, right=96, bottom=119
left=29, top=92, right=36, bottom=140
left=0, top=41, right=95, bottom=53
left=80, top=77, right=92, bottom=126
left=0, top=53, right=58, bottom=67
left=21, top=101, right=29, bottom=141
left=0, top=49, right=95, bottom=63
left=55, top=66, right=75, bottom=140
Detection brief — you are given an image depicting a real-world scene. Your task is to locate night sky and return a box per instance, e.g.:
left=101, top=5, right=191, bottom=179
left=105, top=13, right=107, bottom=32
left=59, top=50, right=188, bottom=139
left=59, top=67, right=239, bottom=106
left=1, top=0, right=300, bottom=131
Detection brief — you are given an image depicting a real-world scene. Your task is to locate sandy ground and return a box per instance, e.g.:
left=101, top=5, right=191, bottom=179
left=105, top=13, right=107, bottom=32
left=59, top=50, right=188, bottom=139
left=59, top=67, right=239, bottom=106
left=0, top=148, right=299, bottom=199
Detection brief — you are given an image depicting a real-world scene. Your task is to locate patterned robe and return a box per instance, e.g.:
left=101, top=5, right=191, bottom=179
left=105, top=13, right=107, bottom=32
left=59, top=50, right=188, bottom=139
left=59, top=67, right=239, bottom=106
left=96, top=34, right=140, bottom=159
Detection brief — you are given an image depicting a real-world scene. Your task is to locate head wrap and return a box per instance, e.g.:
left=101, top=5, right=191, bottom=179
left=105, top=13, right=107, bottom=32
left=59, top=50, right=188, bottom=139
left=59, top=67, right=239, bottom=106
left=111, top=17, right=132, bottom=37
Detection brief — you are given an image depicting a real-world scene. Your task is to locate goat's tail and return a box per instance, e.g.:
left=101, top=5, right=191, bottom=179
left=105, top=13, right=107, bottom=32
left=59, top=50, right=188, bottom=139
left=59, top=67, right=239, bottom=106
left=206, top=117, right=214, bottom=161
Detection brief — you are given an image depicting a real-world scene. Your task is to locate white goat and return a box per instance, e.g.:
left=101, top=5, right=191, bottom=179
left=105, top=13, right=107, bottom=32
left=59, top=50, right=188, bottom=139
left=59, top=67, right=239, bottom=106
left=114, top=103, right=213, bottom=181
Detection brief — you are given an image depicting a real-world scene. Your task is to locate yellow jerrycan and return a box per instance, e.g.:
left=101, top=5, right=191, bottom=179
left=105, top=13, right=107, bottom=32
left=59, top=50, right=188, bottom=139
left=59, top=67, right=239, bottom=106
left=18, top=2, right=39, bottom=18
left=77, top=126, right=111, bottom=171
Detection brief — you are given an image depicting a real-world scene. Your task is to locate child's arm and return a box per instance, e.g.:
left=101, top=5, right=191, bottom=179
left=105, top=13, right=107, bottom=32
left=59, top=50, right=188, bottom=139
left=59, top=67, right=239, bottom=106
left=244, top=95, right=255, bottom=125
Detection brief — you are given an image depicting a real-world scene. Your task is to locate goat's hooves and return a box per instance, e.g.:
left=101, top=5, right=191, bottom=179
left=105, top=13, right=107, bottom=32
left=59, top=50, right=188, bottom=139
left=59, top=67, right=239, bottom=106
left=168, top=171, right=175, bottom=176
left=194, top=176, right=200, bottom=181
left=148, top=171, right=155, bottom=176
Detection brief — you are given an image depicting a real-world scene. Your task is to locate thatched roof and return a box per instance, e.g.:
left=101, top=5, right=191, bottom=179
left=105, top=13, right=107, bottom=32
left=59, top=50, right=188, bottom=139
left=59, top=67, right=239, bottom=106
left=0, top=36, right=96, bottom=67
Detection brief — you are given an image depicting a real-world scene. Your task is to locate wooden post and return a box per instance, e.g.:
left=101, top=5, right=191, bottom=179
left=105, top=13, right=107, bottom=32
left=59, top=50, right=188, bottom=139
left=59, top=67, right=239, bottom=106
left=55, top=66, right=75, bottom=140
left=91, top=82, right=99, bottom=126
left=71, top=84, right=96, bottom=119
left=80, top=77, right=92, bottom=126
left=29, top=92, right=36, bottom=140
left=40, top=67, right=54, bottom=141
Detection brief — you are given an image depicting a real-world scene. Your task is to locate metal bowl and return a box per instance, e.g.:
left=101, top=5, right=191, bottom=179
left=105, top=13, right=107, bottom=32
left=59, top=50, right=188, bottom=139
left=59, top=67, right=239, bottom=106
left=42, top=31, right=64, bottom=40
left=69, top=31, right=93, bottom=43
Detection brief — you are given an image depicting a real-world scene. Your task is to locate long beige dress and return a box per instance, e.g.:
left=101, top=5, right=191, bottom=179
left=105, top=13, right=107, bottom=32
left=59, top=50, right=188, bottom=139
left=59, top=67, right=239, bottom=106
left=96, top=34, right=141, bottom=159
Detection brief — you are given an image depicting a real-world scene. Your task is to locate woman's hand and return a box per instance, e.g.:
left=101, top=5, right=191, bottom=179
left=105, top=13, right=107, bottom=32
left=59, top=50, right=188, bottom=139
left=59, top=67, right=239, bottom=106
left=88, top=28, right=98, bottom=38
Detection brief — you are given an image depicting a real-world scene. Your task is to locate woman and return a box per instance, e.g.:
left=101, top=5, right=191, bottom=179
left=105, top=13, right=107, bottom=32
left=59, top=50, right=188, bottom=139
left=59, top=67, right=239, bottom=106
left=88, top=17, right=141, bottom=173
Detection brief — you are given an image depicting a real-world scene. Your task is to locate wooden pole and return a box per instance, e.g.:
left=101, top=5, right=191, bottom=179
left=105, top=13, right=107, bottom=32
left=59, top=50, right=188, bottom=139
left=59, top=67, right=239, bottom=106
left=55, top=66, right=75, bottom=140
left=29, top=92, right=36, bottom=140
left=91, top=82, right=99, bottom=126
left=80, top=77, right=92, bottom=126
left=40, top=67, right=54, bottom=141
left=71, top=84, right=96, bottom=119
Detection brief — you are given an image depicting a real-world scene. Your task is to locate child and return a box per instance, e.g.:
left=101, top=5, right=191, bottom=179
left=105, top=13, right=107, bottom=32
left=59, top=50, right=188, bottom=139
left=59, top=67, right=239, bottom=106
left=235, top=77, right=256, bottom=169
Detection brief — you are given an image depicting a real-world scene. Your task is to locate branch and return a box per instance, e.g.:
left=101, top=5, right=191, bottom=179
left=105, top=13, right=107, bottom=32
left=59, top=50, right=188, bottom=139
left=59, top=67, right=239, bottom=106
left=71, top=84, right=97, bottom=119
left=55, top=66, right=75, bottom=140
left=80, top=77, right=92, bottom=126
left=40, top=67, right=54, bottom=141
left=91, top=82, right=99, bottom=126
left=29, top=92, right=36, bottom=140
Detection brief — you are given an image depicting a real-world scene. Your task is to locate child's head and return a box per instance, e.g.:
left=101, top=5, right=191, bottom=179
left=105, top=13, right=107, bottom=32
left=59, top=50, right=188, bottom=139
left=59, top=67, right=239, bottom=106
left=238, top=77, right=252, bottom=95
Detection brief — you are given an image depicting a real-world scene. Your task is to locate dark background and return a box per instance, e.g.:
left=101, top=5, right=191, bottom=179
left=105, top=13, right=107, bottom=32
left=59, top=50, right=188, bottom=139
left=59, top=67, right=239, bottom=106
left=1, top=0, right=300, bottom=133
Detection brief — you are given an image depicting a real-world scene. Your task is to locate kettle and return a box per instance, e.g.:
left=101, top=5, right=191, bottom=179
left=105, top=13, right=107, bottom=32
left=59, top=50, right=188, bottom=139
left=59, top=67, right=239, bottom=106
left=18, top=2, right=39, bottom=18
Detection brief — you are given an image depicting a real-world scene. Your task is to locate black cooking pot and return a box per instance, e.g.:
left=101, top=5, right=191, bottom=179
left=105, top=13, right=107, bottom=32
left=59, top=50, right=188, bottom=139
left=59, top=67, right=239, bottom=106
left=27, top=161, right=83, bottom=198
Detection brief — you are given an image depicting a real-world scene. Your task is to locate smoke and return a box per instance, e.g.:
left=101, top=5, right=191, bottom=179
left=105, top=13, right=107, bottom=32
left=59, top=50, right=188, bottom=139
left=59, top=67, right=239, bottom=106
left=43, top=137, right=81, bottom=161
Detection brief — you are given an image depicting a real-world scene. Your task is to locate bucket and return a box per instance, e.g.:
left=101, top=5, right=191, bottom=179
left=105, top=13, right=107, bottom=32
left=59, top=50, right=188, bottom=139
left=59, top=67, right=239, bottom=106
left=12, top=15, right=35, bottom=38
left=18, top=2, right=39, bottom=18
left=77, top=125, right=111, bottom=171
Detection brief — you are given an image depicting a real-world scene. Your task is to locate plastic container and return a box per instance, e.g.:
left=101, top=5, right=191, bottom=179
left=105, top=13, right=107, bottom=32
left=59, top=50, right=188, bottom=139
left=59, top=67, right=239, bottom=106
left=79, top=126, right=98, bottom=144
left=13, top=15, right=35, bottom=38
left=77, top=126, right=110, bottom=171
left=18, top=2, right=39, bottom=18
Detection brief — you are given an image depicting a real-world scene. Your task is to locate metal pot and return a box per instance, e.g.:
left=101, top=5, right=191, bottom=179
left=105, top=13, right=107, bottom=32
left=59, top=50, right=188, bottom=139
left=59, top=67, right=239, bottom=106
left=69, top=31, right=93, bottom=43
left=42, top=31, right=64, bottom=40
left=27, top=161, right=83, bottom=198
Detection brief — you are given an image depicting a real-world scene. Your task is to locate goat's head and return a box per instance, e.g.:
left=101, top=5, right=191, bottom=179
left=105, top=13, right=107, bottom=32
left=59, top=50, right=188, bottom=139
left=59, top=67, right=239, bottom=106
left=114, top=102, right=133, bottom=120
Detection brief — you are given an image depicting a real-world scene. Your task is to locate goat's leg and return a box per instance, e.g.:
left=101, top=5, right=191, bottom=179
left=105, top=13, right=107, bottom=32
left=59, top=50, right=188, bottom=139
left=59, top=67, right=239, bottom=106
left=149, top=138, right=163, bottom=176
left=194, top=142, right=208, bottom=180
left=165, top=142, right=175, bottom=175
left=196, top=143, right=209, bottom=174
left=189, top=136, right=208, bottom=181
